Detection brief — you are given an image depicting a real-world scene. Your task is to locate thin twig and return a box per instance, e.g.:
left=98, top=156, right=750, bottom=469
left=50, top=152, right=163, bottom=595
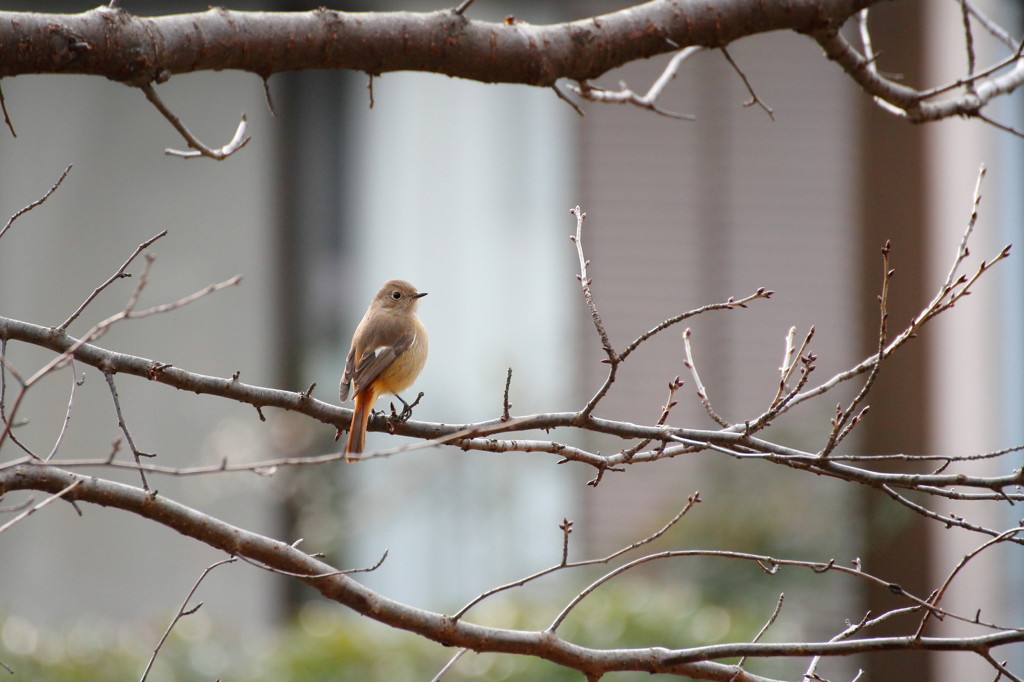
left=976, top=111, right=1024, bottom=139
left=775, top=173, right=1007, bottom=421
left=140, top=83, right=250, bottom=160
left=0, top=353, right=38, bottom=459
left=915, top=526, right=1024, bottom=637
left=571, top=206, right=618, bottom=418
left=0, top=80, right=14, bottom=137
left=942, top=164, right=985, bottom=293
left=451, top=493, right=700, bottom=621
left=501, top=367, right=513, bottom=421
left=552, top=81, right=585, bottom=117
left=857, top=9, right=877, bottom=75
left=618, top=287, right=773, bottom=363
left=0, top=164, right=72, bottom=241
left=803, top=607, right=919, bottom=681
left=104, top=371, right=154, bottom=491
left=721, top=46, right=774, bottom=119
left=683, top=328, right=730, bottom=427
left=559, top=518, right=573, bottom=565
left=737, top=593, right=785, bottom=668
left=964, top=0, right=1018, bottom=49
left=959, top=0, right=977, bottom=94
left=548, top=546, right=952, bottom=635
left=236, top=548, right=388, bottom=579
left=261, top=76, right=277, bottom=117
left=0, top=480, right=81, bottom=535
left=140, top=557, right=237, bottom=682
left=569, top=47, right=700, bottom=119
left=431, top=648, right=468, bottom=682
left=59, top=230, right=168, bottom=331
left=620, top=376, right=684, bottom=460
left=45, top=361, right=81, bottom=461
left=820, top=241, right=893, bottom=456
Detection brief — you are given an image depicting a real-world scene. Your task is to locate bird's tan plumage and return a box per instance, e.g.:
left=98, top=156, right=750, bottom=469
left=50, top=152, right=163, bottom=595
left=339, top=280, right=428, bottom=461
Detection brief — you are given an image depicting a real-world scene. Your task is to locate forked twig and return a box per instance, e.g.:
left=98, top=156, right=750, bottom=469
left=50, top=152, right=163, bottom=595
left=802, top=606, right=919, bottom=681
left=450, top=493, right=701, bottom=621
left=59, top=230, right=169, bottom=330
left=620, top=376, right=684, bottom=460
left=914, top=526, right=1024, bottom=638
left=140, top=83, right=250, bottom=160
left=819, top=241, right=893, bottom=457
left=569, top=47, right=701, bottom=119
left=105, top=371, right=154, bottom=491
left=773, top=167, right=1007, bottom=421
left=140, top=557, right=237, bottom=682
left=721, top=46, right=774, bottom=119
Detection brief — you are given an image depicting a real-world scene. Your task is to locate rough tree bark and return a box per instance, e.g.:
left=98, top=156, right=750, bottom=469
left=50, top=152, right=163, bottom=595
left=0, top=1, right=878, bottom=86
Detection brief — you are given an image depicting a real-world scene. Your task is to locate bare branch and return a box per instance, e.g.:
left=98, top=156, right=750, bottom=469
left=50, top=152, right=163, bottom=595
left=0, top=2, right=1022, bottom=141
left=59, top=230, right=168, bottom=331
left=44, top=362, right=81, bottom=461
left=452, top=0, right=475, bottom=17
left=0, top=164, right=72, bottom=241
left=0, top=4, right=890, bottom=88
left=451, top=494, right=700, bottom=622
left=140, top=83, right=250, bottom=160
left=0, top=479, right=80, bottom=535
left=140, top=557, right=237, bottom=682
left=431, top=647, right=468, bottom=682
left=963, top=0, right=1019, bottom=49
left=737, top=593, right=785, bottom=668
left=915, top=526, right=1024, bottom=637
left=0, top=465, right=793, bottom=681
left=570, top=206, right=617, bottom=418
left=683, top=328, right=731, bottom=428
left=104, top=371, right=154, bottom=491
left=959, top=0, right=977, bottom=93
left=720, top=46, right=774, bottom=119
left=814, top=20, right=1024, bottom=126
left=501, top=367, right=513, bottom=421
left=569, top=47, right=701, bottom=119
left=0, top=80, right=14, bottom=138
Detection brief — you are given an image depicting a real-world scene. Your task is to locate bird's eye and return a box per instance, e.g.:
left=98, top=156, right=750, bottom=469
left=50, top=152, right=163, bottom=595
left=391, top=291, right=402, bottom=300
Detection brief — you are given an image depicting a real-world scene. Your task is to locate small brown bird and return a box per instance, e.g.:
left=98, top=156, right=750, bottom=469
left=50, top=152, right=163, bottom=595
left=339, top=279, right=429, bottom=462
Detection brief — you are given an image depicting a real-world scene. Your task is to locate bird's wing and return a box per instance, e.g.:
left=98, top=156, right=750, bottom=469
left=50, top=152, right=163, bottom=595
left=348, top=331, right=415, bottom=397
left=339, top=346, right=357, bottom=402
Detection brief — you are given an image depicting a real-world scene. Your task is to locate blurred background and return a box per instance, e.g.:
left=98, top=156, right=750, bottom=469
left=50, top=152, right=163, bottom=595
left=0, top=1, right=1021, bottom=680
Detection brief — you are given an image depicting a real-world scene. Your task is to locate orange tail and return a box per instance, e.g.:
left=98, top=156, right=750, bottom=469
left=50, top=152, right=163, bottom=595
left=345, top=388, right=376, bottom=462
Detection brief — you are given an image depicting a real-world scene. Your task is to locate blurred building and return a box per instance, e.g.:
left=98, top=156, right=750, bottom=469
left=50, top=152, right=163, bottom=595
left=0, top=1, right=1021, bottom=681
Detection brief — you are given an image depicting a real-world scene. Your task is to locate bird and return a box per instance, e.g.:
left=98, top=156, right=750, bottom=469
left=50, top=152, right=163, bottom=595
left=339, top=279, right=428, bottom=462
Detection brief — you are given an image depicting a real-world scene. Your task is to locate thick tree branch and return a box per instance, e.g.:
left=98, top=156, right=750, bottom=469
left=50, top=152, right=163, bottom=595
left=0, top=2, right=878, bottom=87
left=3, top=312, right=1023, bottom=506
left=3, top=463, right=1022, bottom=680
left=0, top=464, right=775, bottom=682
